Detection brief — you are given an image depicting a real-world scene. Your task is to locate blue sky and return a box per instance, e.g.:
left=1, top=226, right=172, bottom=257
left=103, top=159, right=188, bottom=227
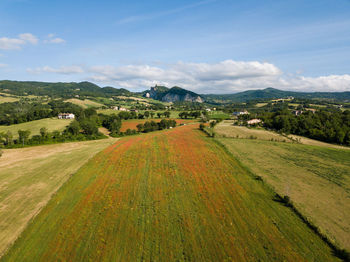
left=0, top=0, right=349, bottom=93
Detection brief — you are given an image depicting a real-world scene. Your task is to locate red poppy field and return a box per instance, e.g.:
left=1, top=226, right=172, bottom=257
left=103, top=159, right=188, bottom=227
left=2, top=125, right=339, bottom=261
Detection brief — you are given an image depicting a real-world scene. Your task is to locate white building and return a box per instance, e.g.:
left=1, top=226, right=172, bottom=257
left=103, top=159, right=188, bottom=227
left=233, top=110, right=249, bottom=116
left=247, top=119, right=262, bottom=125
left=58, top=113, right=75, bottom=119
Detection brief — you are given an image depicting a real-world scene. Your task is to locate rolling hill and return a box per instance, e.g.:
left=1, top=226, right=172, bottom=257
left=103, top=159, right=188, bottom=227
left=203, top=87, right=350, bottom=102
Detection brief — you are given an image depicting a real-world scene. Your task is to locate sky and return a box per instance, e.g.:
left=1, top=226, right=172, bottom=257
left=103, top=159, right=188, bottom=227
left=0, top=0, right=350, bottom=93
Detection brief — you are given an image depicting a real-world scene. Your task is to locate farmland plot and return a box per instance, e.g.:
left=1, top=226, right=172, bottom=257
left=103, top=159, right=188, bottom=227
left=2, top=125, right=339, bottom=261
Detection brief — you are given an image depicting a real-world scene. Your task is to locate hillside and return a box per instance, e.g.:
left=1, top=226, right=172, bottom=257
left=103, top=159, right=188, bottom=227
left=1, top=80, right=349, bottom=104
left=0, top=80, right=130, bottom=98
left=144, top=85, right=203, bottom=103
left=203, top=87, right=350, bottom=102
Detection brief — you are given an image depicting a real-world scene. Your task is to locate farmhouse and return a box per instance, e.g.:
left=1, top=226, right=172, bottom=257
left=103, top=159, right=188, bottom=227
left=112, top=106, right=129, bottom=111
left=247, top=119, right=262, bottom=125
left=233, top=110, right=249, bottom=116
left=58, top=113, right=75, bottom=119
left=293, top=110, right=303, bottom=116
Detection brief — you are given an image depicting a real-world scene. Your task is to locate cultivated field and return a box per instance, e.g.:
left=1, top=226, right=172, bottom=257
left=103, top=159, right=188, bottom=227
left=215, top=120, right=290, bottom=142
left=0, top=95, right=19, bottom=104
left=0, top=118, right=72, bottom=138
left=0, top=138, right=118, bottom=257
left=2, top=125, right=338, bottom=261
left=217, top=138, right=350, bottom=250
left=120, top=118, right=195, bottom=132
left=216, top=120, right=349, bottom=149
left=65, top=98, right=104, bottom=108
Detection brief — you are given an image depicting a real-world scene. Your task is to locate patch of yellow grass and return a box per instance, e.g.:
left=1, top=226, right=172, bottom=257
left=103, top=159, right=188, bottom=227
left=217, top=137, right=350, bottom=250
left=65, top=98, right=103, bottom=108
left=0, top=138, right=118, bottom=256
left=215, top=120, right=289, bottom=142
left=0, top=118, right=72, bottom=138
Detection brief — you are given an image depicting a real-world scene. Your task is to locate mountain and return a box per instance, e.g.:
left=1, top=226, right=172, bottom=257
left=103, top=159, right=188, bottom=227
left=203, top=87, right=350, bottom=102
left=144, top=86, right=204, bottom=103
left=0, top=80, right=131, bottom=98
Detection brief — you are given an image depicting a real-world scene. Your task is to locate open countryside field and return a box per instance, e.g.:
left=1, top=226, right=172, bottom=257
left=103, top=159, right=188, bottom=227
left=216, top=120, right=349, bottom=149
left=0, top=138, right=118, bottom=257
left=2, top=125, right=339, bottom=261
left=0, top=118, right=73, bottom=138
left=65, top=98, right=104, bottom=108
left=120, top=118, right=195, bottom=132
left=216, top=120, right=290, bottom=142
left=0, top=95, right=19, bottom=104
left=217, top=137, right=350, bottom=250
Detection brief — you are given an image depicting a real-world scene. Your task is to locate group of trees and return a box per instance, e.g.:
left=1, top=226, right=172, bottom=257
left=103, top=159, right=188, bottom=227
left=178, top=111, right=201, bottom=119
left=136, top=119, right=176, bottom=133
left=259, top=109, right=350, bottom=145
left=0, top=100, right=83, bottom=125
left=0, top=108, right=105, bottom=148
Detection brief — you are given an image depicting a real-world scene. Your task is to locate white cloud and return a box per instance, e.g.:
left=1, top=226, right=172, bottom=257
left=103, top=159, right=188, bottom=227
left=18, top=33, right=38, bottom=44
left=0, top=63, right=7, bottom=68
left=26, top=60, right=350, bottom=93
left=44, top=34, right=66, bottom=44
left=0, top=33, right=38, bottom=50
left=27, top=65, right=83, bottom=75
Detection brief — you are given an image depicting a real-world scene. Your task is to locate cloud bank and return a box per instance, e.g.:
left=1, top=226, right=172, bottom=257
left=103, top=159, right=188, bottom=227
left=27, top=60, right=350, bottom=93
left=0, top=33, right=38, bottom=50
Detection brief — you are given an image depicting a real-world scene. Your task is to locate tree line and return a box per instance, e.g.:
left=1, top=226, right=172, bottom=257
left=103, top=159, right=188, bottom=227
left=136, top=119, right=177, bottom=133
left=258, top=109, right=350, bottom=145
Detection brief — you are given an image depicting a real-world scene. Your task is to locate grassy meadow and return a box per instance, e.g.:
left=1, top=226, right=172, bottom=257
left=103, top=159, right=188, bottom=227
left=65, top=98, right=104, bottom=108
left=216, top=135, right=350, bottom=250
left=0, top=138, right=118, bottom=257
left=0, top=118, right=72, bottom=138
left=216, top=120, right=290, bottom=142
left=2, top=125, right=339, bottom=261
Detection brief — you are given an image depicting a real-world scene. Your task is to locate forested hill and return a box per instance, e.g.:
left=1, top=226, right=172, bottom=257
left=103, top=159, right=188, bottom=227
left=1, top=80, right=349, bottom=103
left=0, top=80, right=130, bottom=98
left=203, top=87, right=350, bottom=102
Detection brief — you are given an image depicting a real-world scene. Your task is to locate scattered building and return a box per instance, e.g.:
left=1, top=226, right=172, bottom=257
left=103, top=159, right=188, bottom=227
left=58, top=113, right=75, bottom=119
left=111, top=106, right=129, bottom=111
left=233, top=110, right=249, bottom=116
left=293, top=110, right=303, bottom=116
left=145, top=92, right=150, bottom=98
left=247, top=119, right=262, bottom=125
left=305, top=108, right=316, bottom=114
left=205, top=108, right=211, bottom=112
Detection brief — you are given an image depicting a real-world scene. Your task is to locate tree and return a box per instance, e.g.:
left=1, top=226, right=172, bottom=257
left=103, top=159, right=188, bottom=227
left=157, top=112, right=162, bottom=118
left=164, top=111, right=171, bottom=118
left=18, top=130, right=31, bottom=146
left=80, top=119, right=98, bottom=135
left=66, top=120, right=81, bottom=136
left=136, top=123, right=143, bottom=132
left=150, top=112, right=155, bottom=118
left=4, top=131, right=13, bottom=146
left=210, top=121, right=217, bottom=128
left=40, top=127, right=48, bottom=138
left=144, top=111, right=150, bottom=118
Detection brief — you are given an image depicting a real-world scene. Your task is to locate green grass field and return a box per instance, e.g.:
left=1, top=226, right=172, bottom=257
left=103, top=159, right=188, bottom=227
left=0, top=138, right=118, bottom=257
left=2, top=125, right=339, bottom=261
left=215, top=120, right=290, bottom=142
left=0, top=96, right=19, bottom=104
left=217, top=137, right=350, bottom=250
left=0, top=118, right=72, bottom=138
left=65, top=98, right=104, bottom=108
